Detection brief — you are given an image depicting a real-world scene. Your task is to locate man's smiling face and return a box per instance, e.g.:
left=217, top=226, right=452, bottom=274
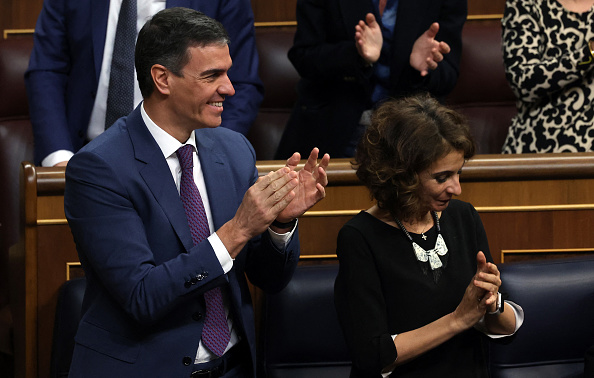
left=168, top=43, right=235, bottom=131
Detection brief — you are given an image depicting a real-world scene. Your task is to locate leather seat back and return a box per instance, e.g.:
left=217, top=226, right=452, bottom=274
left=489, top=257, right=594, bottom=377
left=446, top=20, right=517, bottom=154
left=0, top=35, right=35, bottom=308
left=260, top=264, right=351, bottom=378
left=248, top=27, right=299, bottom=160
left=50, top=278, right=86, bottom=378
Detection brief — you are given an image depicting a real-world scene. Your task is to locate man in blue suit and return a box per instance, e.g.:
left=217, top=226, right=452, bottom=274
left=26, top=0, right=263, bottom=167
left=64, top=8, right=330, bottom=377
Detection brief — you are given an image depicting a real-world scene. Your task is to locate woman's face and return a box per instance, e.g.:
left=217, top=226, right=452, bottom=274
left=418, top=150, right=465, bottom=213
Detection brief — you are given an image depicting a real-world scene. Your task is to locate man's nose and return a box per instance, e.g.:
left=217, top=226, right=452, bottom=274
left=220, top=76, right=235, bottom=97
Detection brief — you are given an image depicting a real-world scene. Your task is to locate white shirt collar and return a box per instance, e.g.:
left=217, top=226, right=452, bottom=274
left=140, top=102, right=197, bottom=159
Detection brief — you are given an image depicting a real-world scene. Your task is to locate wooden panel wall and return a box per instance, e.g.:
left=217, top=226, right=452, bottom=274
left=2, top=0, right=506, bottom=33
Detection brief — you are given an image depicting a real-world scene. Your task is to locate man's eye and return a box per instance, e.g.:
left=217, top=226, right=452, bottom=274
left=435, top=176, right=447, bottom=184
left=201, top=73, right=219, bottom=81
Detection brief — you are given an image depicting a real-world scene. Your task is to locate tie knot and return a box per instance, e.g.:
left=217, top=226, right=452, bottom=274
left=176, top=145, right=194, bottom=171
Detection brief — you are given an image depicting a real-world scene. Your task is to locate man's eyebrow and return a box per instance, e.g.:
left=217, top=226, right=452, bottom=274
left=198, top=63, right=233, bottom=78
left=192, top=68, right=225, bottom=77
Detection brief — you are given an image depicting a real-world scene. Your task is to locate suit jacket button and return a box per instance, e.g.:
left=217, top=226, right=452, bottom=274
left=192, top=312, right=203, bottom=321
left=182, top=356, right=192, bottom=366
left=190, top=277, right=198, bottom=284
left=184, top=281, right=192, bottom=288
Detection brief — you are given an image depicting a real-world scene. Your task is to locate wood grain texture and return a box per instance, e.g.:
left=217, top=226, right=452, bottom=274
left=1, top=0, right=506, bottom=32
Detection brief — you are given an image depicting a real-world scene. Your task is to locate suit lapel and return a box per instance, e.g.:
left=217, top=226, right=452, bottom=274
left=394, top=0, right=428, bottom=43
left=194, top=130, right=247, bottom=323
left=339, top=0, right=376, bottom=34
left=194, top=130, right=238, bottom=231
left=127, top=107, right=195, bottom=252
left=91, top=0, right=110, bottom=83
left=391, top=0, right=428, bottom=80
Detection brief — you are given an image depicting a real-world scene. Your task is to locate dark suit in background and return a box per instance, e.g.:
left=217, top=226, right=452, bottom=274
left=25, top=0, right=263, bottom=165
left=275, top=0, right=466, bottom=159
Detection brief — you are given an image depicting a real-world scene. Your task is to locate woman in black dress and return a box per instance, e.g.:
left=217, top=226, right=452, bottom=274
left=334, top=94, right=523, bottom=377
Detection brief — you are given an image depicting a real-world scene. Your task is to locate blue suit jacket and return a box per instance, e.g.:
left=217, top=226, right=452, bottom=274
left=25, top=0, right=263, bottom=165
left=64, top=106, right=299, bottom=377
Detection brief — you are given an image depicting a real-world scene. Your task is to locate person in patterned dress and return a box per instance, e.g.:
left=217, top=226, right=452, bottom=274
left=502, top=0, right=594, bottom=153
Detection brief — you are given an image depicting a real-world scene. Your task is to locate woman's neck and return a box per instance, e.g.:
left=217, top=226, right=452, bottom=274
left=400, top=212, right=434, bottom=234
left=367, top=205, right=435, bottom=233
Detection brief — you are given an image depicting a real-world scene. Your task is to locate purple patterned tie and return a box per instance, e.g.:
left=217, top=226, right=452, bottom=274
left=176, top=145, right=231, bottom=357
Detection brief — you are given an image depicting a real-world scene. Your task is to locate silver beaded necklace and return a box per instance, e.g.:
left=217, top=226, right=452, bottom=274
left=394, top=211, right=449, bottom=271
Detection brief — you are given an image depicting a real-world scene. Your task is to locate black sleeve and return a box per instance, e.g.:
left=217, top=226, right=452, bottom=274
left=334, top=224, right=398, bottom=376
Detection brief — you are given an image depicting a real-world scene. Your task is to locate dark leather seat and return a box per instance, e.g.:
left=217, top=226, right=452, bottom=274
left=0, top=35, right=35, bottom=307
left=248, top=27, right=300, bottom=161
left=50, top=277, right=86, bottom=378
left=489, top=257, right=594, bottom=377
left=446, top=20, right=517, bottom=154
left=53, top=265, right=352, bottom=378
left=41, top=254, right=594, bottom=378
left=260, top=263, right=351, bottom=378
left=0, top=35, right=35, bottom=370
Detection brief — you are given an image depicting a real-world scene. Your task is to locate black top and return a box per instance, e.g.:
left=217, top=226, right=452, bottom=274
left=334, top=199, right=491, bottom=377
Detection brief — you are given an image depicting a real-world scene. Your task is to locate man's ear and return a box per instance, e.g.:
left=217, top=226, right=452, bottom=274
left=151, top=64, right=170, bottom=95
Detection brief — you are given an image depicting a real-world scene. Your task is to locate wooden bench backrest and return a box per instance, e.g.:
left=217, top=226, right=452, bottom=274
left=12, top=154, right=594, bottom=378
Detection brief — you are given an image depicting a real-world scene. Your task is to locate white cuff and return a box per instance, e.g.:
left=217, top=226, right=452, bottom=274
left=268, top=219, right=298, bottom=250
left=41, top=150, right=74, bottom=167
left=475, top=300, right=525, bottom=338
left=207, top=233, right=234, bottom=273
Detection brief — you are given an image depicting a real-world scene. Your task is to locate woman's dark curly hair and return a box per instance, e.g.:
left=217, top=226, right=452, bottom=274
left=354, top=93, right=476, bottom=221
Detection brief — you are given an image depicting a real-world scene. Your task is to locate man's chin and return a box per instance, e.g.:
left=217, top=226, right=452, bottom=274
left=196, top=118, right=223, bottom=129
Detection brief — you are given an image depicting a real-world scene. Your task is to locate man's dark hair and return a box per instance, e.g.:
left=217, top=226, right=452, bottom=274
left=135, top=7, right=230, bottom=98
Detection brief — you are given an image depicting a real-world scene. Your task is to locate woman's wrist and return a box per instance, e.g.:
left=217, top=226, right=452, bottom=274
left=448, top=311, right=471, bottom=334
left=487, top=292, right=504, bottom=315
